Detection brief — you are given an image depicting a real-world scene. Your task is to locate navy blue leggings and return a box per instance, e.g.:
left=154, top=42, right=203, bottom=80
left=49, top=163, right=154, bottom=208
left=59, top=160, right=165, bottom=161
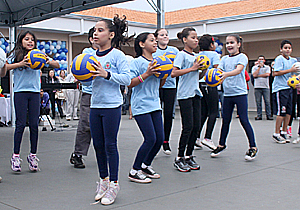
left=14, top=92, right=40, bottom=154
left=90, top=107, right=121, bottom=181
left=133, top=110, right=164, bottom=170
left=219, top=94, right=256, bottom=148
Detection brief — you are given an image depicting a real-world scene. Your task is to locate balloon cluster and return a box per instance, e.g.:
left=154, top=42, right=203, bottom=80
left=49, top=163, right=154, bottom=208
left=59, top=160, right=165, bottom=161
left=37, top=40, right=68, bottom=71
left=0, top=38, right=10, bottom=53
left=214, top=39, right=223, bottom=55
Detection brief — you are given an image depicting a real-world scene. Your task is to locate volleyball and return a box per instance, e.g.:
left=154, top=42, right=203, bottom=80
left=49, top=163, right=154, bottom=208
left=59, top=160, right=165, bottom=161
left=196, top=55, right=210, bottom=70
left=287, top=76, right=300, bottom=89
left=292, top=62, right=300, bottom=74
left=163, top=51, right=176, bottom=63
left=27, top=49, right=47, bottom=70
left=204, top=68, right=222, bottom=87
left=152, top=56, right=173, bottom=79
left=71, top=53, right=98, bottom=82
left=0, top=48, right=6, bottom=68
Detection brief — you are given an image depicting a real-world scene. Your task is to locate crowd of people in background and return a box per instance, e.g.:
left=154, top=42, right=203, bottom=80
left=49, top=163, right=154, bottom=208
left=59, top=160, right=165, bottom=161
left=1, top=13, right=300, bottom=206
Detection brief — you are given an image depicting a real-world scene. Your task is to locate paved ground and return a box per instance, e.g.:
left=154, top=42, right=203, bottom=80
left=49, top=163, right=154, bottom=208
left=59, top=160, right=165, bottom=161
left=1, top=111, right=300, bottom=210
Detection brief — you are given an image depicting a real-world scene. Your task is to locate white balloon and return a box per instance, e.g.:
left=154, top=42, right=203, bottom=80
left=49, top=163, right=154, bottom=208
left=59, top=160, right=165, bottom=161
left=48, top=41, right=52, bottom=45
left=56, top=44, right=61, bottom=50
left=57, top=41, right=62, bottom=45
left=41, top=41, right=45, bottom=46
left=0, top=48, right=6, bottom=68
left=41, top=49, right=45, bottom=53
left=0, top=41, right=2, bottom=46
left=60, top=60, right=65, bottom=65
left=55, top=53, right=60, bottom=58
left=219, top=45, right=223, bottom=50
left=214, top=42, right=218, bottom=47
left=50, top=45, right=55, bottom=50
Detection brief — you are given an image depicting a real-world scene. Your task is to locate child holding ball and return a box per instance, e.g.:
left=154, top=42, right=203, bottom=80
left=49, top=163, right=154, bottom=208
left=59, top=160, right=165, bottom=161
left=210, top=34, right=258, bottom=161
left=271, top=40, right=298, bottom=144
left=89, top=16, right=131, bottom=205
left=128, top=32, right=165, bottom=183
left=172, top=27, right=203, bottom=172
left=6, top=31, right=59, bottom=172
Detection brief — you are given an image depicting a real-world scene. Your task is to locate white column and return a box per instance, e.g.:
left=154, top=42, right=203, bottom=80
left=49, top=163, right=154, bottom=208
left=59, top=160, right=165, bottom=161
left=9, top=27, right=16, bottom=127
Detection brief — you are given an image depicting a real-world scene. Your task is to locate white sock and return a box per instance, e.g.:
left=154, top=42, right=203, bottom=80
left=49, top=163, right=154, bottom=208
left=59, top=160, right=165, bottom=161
left=273, top=133, right=280, bottom=137
left=141, top=163, right=147, bottom=169
left=281, top=131, right=287, bottom=135
left=130, top=169, right=137, bottom=175
left=185, top=156, right=190, bottom=159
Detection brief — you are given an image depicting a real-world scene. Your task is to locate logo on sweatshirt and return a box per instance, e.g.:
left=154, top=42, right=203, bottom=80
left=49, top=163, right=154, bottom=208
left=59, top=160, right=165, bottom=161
left=105, top=62, right=111, bottom=69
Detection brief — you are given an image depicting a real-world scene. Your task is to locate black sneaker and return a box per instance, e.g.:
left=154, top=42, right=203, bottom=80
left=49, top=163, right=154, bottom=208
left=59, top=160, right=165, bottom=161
left=174, top=157, right=191, bottom=172
left=281, top=133, right=290, bottom=143
left=245, top=148, right=258, bottom=161
left=70, top=153, right=85, bottom=169
left=210, top=145, right=227, bottom=157
left=272, top=135, right=286, bottom=144
left=128, top=170, right=152, bottom=183
left=163, top=143, right=171, bottom=155
left=141, top=166, right=160, bottom=179
left=185, top=156, right=200, bottom=170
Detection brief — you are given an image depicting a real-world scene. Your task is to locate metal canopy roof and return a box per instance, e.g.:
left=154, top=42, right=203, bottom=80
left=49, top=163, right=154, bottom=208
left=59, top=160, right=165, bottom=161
left=0, top=0, right=133, bottom=27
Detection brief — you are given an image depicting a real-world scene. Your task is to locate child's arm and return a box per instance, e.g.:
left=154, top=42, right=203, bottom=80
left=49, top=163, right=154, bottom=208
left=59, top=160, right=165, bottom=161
left=220, top=64, right=244, bottom=81
left=0, top=63, right=7, bottom=77
left=128, top=61, right=160, bottom=88
left=171, top=60, right=202, bottom=78
left=46, top=58, right=60, bottom=69
left=6, top=56, right=29, bottom=71
left=273, top=66, right=297, bottom=76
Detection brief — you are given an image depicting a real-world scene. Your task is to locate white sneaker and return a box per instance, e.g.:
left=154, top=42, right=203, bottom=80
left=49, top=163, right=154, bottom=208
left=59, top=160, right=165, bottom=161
left=194, top=138, right=203, bottom=150
left=292, top=136, right=300, bottom=144
left=201, top=138, right=217, bottom=150
left=101, top=181, right=120, bottom=205
left=0, top=176, right=2, bottom=182
left=95, top=177, right=109, bottom=201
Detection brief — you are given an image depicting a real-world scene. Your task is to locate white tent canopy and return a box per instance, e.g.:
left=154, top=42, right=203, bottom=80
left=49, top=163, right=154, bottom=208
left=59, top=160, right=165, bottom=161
left=0, top=0, right=133, bottom=27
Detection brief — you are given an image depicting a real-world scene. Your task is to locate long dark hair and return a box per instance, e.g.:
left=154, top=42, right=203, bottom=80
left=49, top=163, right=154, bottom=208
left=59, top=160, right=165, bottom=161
left=7, top=31, right=37, bottom=63
left=99, top=15, right=134, bottom=49
left=134, top=32, right=151, bottom=58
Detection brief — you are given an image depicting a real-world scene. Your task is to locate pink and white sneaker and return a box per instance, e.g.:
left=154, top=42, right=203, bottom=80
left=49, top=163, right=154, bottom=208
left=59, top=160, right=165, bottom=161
left=287, top=126, right=292, bottom=139
left=27, top=154, right=40, bottom=172
left=11, top=154, right=22, bottom=172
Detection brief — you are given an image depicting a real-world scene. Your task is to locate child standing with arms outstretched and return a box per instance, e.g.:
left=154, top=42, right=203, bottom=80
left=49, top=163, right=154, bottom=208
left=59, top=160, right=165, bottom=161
left=90, top=16, right=131, bottom=205
left=272, top=40, right=297, bottom=144
left=210, top=34, right=258, bottom=161
left=6, top=31, right=59, bottom=172
left=153, top=28, right=179, bottom=155
left=172, top=27, right=202, bottom=172
left=128, top=32, right=165, bottom=183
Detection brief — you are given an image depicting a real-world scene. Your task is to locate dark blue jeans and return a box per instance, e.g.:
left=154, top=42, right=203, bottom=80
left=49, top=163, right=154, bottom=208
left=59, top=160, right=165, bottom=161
left=133, top=110, right=164, bottom=170
left=219, top=94, right=256, bottom=148
left=14, top=92, right=40, bottom=154
left=90, top=106, right=121, bottom=181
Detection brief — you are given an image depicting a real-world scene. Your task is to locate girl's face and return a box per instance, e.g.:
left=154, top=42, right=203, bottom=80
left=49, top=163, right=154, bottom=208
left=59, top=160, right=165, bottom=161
left=49, top=70, right=54, bottom=78
left=226, top=36, right=240, bottom=55
left=22, top=33, right=35, bottom=50
left=281, top=44, right=292, bottom=57
left=184, top=31, right=198, bottom=50
left=60, top=70, right=65, bottom=77
left=141, top=34, right=157, bottom=54
left=93, top=21, right=114, bottom=47
left=156, top=29, right=169, bottom=46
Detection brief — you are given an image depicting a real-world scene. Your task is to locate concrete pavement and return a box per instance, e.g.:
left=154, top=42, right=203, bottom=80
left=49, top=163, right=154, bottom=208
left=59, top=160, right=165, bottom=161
left=1, top=111, right=300, bottom=209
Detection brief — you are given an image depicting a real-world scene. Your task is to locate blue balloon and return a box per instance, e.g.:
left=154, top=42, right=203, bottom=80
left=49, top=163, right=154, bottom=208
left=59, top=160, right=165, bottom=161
left=44, top=44, right=50, bottom=49
left=62, top=48, right=68, bottom=53
left=219, top=43, right=223, bottom=46
left=215, top=39, right=220, bottom=44
left=61, top=44, right=66, bottom=49
left=62, top=64, right=68, bottom=69
left=1, top=45, right=6, bottom=50
left=4, top=42, right=8, bottom=47
left=46, top=49, right=51, bottom=54
left=57, top=49, right=62, bottom=54
left=0, top=38, right=5, bottom=43
left=46, top=42, right=51, bottom=46
left=60, top=52, right=66, bottom=57
left=57, top=56, right=62, bottom=61
left=62, top=41, right=66, bottom=45
left=52, top=49, right=57, bottom=54
left=216, top=46, right=222, bottom=52
left=38, top=45, right=44, bottom=50
left=62, top=57, right=67, bottom=61
left=52, top=41, right=57, bottom=47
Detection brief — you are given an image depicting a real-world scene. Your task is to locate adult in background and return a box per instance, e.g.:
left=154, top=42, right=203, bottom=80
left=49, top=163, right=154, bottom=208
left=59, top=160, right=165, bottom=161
left=252, top=55, right=273, bottom=120
left=64, top=72, right=80, bottom=121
